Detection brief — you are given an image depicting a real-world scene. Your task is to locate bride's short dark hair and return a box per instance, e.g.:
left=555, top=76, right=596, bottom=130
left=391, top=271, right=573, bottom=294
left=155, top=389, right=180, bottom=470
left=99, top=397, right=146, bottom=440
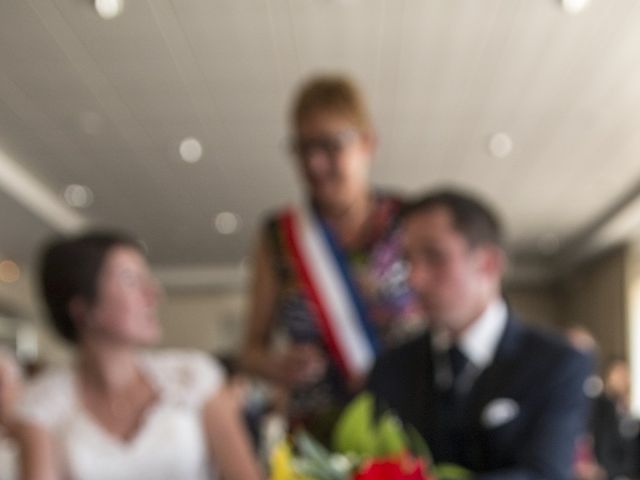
left=39, top=231, right=143, bottom=344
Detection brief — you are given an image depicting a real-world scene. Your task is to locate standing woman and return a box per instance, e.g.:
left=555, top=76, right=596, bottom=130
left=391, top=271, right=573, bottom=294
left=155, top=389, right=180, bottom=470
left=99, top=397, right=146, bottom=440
left=12, top=232, right=262, bottom=480
left=241, top=75, right=422, bottom=436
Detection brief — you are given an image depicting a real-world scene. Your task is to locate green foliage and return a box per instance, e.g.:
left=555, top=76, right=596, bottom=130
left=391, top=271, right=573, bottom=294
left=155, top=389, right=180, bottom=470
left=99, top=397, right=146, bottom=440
left=375, top=412, right=408, bottom=455
left=434, top=463, right=472, bottom=480
left=331, top=392, right=409, bottom=457
left=290, top=393, right=471, bottom=480
left=332, top=393, right=378, bottom=455
left=293, top=432, right=353, bottom=480
left=406, top=424, right=434, bottom=465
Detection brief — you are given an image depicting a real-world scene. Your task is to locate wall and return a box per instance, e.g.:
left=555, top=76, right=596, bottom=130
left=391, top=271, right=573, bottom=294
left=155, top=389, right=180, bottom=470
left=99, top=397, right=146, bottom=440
left=504, top=244, right=631, bottom=365
left=157, top=290, right=248, bottom=355
left=504, top=284, right=559, bottom=328
left=555, top=245, right=629, bottom=362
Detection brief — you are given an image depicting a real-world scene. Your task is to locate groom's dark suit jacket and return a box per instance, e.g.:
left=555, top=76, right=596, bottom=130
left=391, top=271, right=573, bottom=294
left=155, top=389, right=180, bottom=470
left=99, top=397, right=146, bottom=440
left=367, top=313, right=593, bottom=480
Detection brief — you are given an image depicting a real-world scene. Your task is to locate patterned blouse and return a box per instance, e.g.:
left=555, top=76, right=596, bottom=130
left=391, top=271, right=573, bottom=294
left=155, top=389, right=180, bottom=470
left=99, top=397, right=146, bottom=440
left=264, top=192, right=424, bottom=425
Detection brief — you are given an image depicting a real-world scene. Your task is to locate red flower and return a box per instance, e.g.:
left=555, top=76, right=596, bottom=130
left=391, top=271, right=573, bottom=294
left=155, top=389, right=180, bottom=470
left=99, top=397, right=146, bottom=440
left=354, top=454, right=432, bottom=480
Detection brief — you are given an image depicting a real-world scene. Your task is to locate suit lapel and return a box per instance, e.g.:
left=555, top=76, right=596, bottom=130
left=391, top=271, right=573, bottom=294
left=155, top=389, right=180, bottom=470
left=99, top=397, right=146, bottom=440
left=411, top=334, right=437, bottom=442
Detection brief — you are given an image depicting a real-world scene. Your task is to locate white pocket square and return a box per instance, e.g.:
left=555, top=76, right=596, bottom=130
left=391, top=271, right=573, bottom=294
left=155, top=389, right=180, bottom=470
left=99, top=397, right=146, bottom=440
left=481, top=398, right=520, bottom=429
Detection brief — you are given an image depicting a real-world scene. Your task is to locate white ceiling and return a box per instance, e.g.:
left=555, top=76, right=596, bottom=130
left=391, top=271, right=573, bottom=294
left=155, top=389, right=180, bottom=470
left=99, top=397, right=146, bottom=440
left=2, top=0, right=640, bottom=288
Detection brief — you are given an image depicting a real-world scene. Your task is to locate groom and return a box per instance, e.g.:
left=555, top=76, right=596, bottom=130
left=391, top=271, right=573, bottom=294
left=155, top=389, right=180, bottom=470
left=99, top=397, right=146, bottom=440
left=367, top=189, right=592, bottom=480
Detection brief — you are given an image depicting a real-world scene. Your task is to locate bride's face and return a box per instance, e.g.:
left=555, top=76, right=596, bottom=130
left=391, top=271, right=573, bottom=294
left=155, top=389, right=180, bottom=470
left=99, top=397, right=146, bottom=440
left=82, top=246, right=162, bottom=346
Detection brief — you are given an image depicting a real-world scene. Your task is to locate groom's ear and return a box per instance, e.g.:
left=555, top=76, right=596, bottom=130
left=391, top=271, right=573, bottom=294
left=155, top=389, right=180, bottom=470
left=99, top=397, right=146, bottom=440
left=474, top=244, right=506, bottom=280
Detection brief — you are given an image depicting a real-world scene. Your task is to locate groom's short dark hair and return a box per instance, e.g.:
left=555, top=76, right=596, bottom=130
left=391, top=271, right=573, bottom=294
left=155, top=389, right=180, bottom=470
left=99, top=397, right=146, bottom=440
left=401, top=189, right=504, bottom=249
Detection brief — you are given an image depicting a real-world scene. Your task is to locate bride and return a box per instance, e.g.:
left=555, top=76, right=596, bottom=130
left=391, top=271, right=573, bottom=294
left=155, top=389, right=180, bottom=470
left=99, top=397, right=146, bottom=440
left=5, top=231, right=262, bottom=480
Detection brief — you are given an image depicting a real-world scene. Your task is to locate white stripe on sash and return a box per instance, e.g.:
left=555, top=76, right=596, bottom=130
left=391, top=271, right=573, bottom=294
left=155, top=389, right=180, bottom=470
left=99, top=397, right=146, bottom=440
left=291, top=205, right=376, bottom=378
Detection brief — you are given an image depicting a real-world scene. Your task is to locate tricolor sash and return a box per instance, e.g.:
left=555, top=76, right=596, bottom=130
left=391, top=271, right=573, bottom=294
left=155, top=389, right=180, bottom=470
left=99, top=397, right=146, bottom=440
left=280, top=205, right=379, bottom=381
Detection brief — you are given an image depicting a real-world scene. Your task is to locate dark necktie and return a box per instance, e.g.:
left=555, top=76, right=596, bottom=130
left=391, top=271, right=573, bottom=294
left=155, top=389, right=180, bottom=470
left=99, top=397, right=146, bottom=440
left=448, top=344, right=468, bottom=388
left=444, top=344, right=469, bottom=462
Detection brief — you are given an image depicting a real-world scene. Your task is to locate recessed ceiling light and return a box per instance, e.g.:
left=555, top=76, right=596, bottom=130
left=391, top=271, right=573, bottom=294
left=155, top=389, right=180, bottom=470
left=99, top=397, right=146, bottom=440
left=487, top=132, right=513, bottom=159
left=214, top=212, right=241, bottom=235
left=560, top=0, right=590, bottom=14
left=0, top=260, right=20, bottom=283
left=179, top=137, right=203, bottom=163
left=63, top=184, right=94, bottom=208
left=94, top=0, right=124, bottom=19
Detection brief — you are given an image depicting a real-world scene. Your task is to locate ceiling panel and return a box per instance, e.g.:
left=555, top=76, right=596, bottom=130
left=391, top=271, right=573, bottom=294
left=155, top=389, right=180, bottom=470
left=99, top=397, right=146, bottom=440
left=0, top=0, right=639, bottom=282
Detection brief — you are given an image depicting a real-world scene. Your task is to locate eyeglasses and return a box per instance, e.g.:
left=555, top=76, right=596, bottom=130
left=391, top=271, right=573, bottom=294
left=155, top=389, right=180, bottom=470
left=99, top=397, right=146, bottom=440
left=289, top=129, right=360, bottom=161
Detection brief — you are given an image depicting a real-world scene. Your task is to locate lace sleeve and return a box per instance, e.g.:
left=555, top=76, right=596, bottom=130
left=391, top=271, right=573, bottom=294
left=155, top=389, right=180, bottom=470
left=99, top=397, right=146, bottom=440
left=144, top=350, right=226, bottom=410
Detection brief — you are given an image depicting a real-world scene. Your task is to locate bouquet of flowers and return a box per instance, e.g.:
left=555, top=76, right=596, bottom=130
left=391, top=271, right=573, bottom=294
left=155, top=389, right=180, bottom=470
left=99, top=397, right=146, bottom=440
left=270, top=393, right=470, bottom=480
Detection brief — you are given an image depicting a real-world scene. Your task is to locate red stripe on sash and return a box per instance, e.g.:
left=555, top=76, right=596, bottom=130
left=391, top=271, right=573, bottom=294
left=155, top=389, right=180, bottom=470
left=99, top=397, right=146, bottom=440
left=280, top=210, right=349, bottom=378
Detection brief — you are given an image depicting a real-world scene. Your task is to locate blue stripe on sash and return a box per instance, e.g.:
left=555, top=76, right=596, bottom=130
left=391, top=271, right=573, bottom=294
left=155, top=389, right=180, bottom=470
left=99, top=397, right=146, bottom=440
left=315, top=212, right=380, bottom=355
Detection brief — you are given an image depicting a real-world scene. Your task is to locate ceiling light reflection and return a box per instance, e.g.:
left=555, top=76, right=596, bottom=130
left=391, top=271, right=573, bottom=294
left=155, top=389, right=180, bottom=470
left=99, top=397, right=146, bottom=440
left=488, top=132, right=513, bottom=159
left=0, top=260, right=20, bottom=283
left=95, top=0, right=124, bottom=19
left=214, top=212, right=240, bottom=235
left=63, top=184, right=94, bottom=208
left=179, top=137, right=203, bottom=163
left=560, top=0, right=590, bottom=14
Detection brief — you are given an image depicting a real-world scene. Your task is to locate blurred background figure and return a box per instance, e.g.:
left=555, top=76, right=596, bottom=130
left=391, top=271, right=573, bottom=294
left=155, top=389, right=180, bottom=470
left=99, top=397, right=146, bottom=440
left=241, top=74, right=422, bottom=441
left=566, top=324, right=600, bottom=355
left=0, top=348, right=21, bottom=480
left=0, top=347, right=20, bottom=430
left=565, top=325, right=640, bottom=480
left=604, top=358, right=632, bottom=415
left=591, top=357, right=639, bottom=480
left=564, top=325, right=606, bottom=480
left=10, top=232, right=262, bottom=480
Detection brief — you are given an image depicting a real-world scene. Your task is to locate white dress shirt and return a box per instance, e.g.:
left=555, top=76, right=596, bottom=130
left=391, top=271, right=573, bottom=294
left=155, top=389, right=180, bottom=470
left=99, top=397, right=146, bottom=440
left=432, top=299, right=508, bottom=391
left=458, top=299, right=508, bottom=371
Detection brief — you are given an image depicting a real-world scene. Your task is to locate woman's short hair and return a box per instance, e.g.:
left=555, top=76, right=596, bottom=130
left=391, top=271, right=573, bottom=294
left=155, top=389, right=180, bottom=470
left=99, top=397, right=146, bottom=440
left=39, top=231, right=142, bottom=344
left=291, top=74, right=372, bottom=132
